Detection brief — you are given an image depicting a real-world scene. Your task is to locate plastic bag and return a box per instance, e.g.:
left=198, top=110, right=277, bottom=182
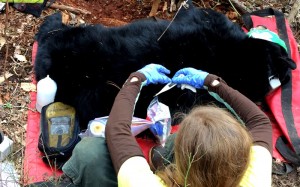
left=146, top=97, right=171, bottom=146
left=79, top=116, right=153, bottom=138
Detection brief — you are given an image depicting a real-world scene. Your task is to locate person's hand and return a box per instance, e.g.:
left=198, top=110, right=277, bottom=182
left=172, top=68, right=209, bottom=89
left=138, top=64, right=171, bottom=85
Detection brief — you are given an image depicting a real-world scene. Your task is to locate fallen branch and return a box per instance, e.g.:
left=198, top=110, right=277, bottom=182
left=288, top=0, right=300, bottom=23
left=228, top=0, right=250, bottom=14
left=47, top=3, right=91, bottom=15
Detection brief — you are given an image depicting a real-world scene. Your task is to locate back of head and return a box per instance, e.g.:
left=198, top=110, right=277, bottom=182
left=158, top=105, right=252, bottom=187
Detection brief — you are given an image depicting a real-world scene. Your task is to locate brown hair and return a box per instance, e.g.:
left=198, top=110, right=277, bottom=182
left=156, top=105, right=252, bottom=187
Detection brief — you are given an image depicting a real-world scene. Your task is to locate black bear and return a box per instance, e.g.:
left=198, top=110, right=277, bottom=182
left=34, top=1, right=296, bottom=129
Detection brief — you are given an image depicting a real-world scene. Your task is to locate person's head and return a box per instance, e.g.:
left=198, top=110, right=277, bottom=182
left=157, top=105, right=252, bottom=187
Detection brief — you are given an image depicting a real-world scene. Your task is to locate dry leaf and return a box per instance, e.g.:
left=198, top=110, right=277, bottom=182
left=62, top=12, right=70, bottom=24
left=163, top=2, right=168, bottom=12
left=78, top=18, right=85, bottom=24
left=0, top=36, right=6, bottom=50
left=14, top=54, right=27, bottom=62
left=21, top=82, right=36, bottom=92
left=4, top=93, right=10, bottom=101
left=11, top=116, right=19, bottom=121
left=21, top=139, right=26, bottom=146
left=226, top=11, right=238, bottom=20
left=0, top=23, right=4, bottom=33
left=14, top=45, right=21, bottom=55
left=15, top=135, right=22, bottom=144
left=0, top=72, right=13, bottom=83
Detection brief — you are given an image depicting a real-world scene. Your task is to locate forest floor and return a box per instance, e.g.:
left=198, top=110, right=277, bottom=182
left=0, top=0, right=300, bottom=186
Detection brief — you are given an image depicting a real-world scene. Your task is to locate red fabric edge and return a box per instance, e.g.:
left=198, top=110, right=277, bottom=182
left=249, top=15, right=300, bottom=162
left=23, top=42, right=63, bottom=185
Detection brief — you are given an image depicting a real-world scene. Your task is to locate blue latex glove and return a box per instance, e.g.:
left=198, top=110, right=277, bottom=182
left=172, top=68, right=209, bottom=89
left=138, top=64, right=171, bottom=85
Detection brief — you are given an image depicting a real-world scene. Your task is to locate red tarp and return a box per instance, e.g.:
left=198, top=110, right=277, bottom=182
left=23, top=41, right=179, bottom=184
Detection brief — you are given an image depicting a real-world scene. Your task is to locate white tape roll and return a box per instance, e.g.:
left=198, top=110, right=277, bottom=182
left=89, top=121, right=105, bottom=137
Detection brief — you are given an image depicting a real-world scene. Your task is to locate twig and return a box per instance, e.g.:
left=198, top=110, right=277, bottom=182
left=20, top=136, right=24, bottom=186
left=47, top=3, right=91, bottom=15
left=10, top=147, right=24, bottom=157
left=157, top=0, right=189, bottom=41
left=227, top=0, right=250, bottom=14
left=106, top=81, right=121, bottom=90
left=228, top=0, right=241, bottom=16
left=192, top=1, right=201, bottom=8
left=3, top=0, right=9, bottom=84
left=40, top=140, right=55, bottom=173
left=288, top=0, right=300, bottom=23
left=199, top=0, right=206, bottom=8
left=184, top=146, right=200, bottom=187
left=10, top=82, right=19, bottom=97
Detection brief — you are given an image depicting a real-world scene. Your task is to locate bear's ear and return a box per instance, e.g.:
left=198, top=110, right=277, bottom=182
left=277, top=56, right=296, bottom=84
left=277, top=44, right=296, bottom=70
left=273, top=46, right=297, bottom=84
left=35, top=12, right=64, bottom=41
left=278, top=53, right=297, bottom=70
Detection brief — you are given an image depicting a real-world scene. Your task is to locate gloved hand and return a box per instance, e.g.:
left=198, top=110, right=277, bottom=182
left=172, top=68, right=209, bottom=89
left=138, top=64, right=171, bottom=85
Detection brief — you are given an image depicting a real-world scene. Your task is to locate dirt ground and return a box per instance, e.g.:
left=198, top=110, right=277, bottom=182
left=0, top=0, right=300, bottom=186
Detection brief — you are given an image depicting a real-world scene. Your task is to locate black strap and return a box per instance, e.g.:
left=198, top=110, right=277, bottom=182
left=242, top=8, right=300, bottom=168
left=275, top=136, right=300, bottom=166
left=270, top=10, right=300, bottom=158
left=241, top=12, right=253, bottom=31
left=272, top=157, right=294, bottom=175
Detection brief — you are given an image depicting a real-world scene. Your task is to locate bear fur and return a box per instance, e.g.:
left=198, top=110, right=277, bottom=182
left=34, top=1, right=296, bottom=129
